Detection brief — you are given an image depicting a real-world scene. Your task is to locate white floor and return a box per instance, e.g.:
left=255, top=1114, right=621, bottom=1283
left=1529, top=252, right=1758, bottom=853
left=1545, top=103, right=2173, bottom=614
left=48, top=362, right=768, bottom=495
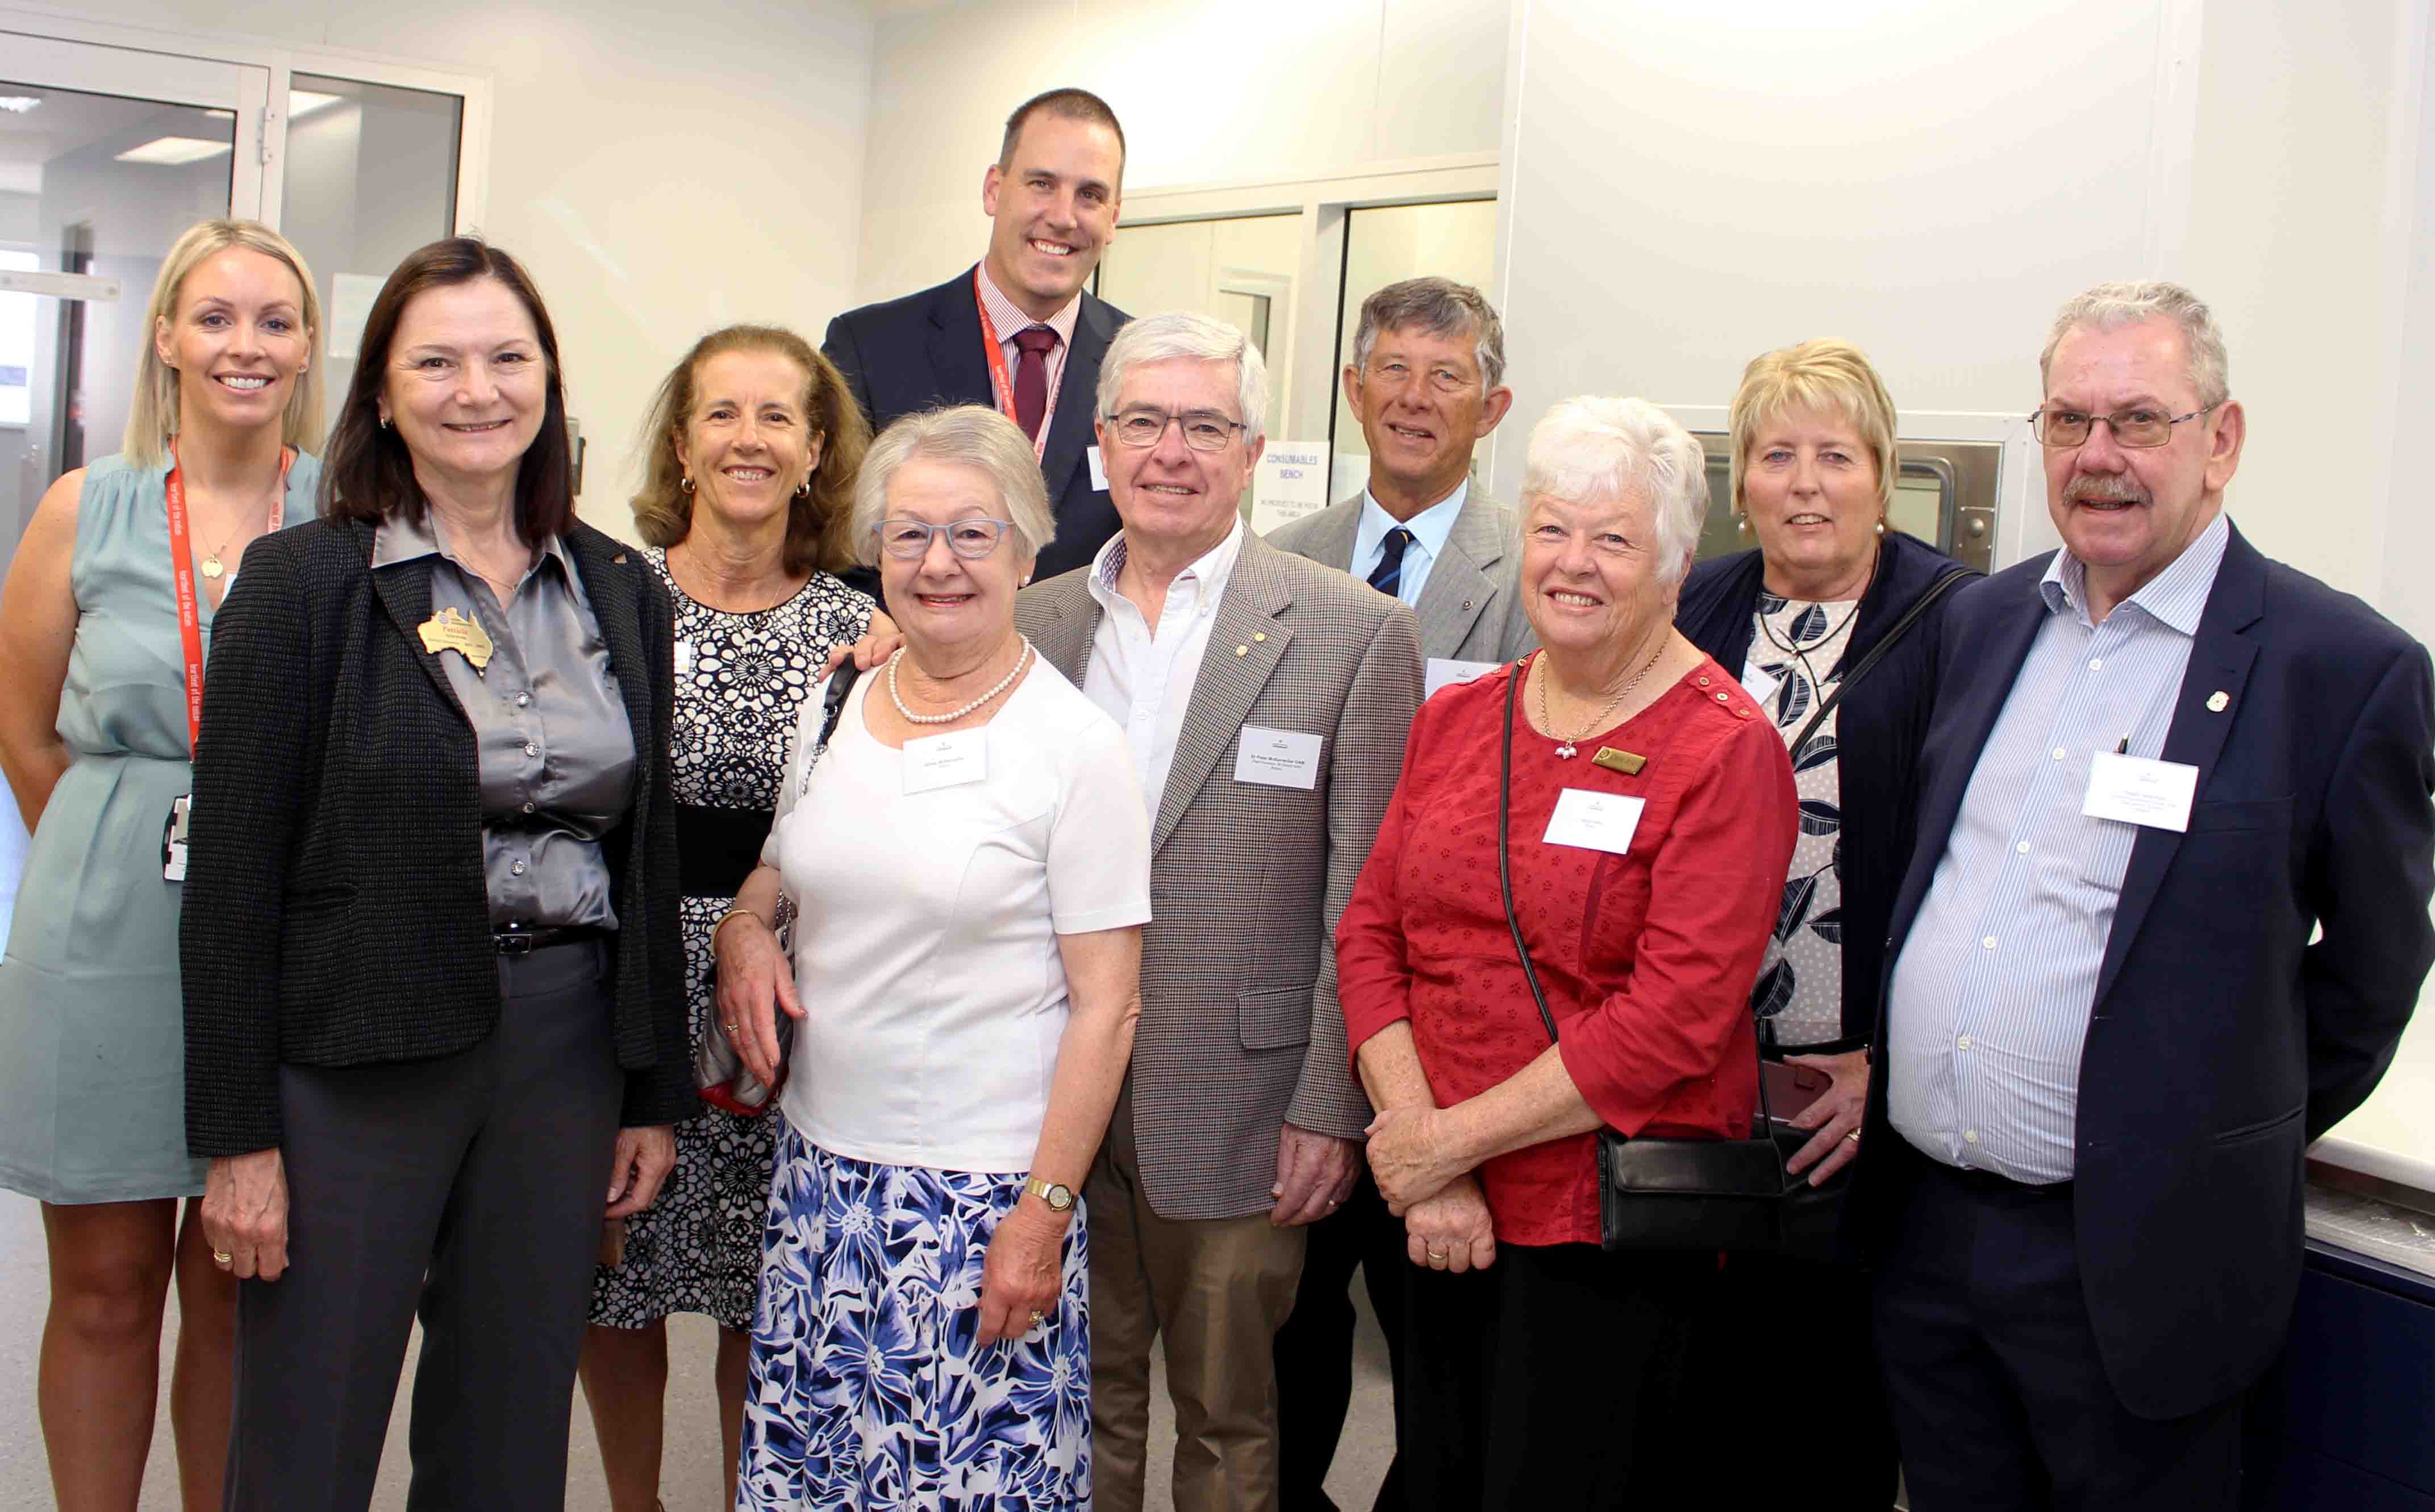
left=0, top=1193, right=1396, bottom=1510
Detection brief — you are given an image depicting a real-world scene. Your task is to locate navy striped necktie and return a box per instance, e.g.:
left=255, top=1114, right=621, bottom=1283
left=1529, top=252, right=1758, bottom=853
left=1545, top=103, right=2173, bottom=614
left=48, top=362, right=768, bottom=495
left=1368, top=527, right=1416, bottom=598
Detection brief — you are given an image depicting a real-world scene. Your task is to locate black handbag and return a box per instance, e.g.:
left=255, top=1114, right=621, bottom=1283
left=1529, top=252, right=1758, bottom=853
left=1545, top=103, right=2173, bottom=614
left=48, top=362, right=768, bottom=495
left=1496, top=662, right=1834, bottom=1255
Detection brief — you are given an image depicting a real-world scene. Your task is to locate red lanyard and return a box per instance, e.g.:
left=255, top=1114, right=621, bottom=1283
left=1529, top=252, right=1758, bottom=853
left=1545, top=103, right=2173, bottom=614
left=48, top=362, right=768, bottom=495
left=973, top=269, right=1052, bottom=463
left=164, top=445, right=292, bottom=751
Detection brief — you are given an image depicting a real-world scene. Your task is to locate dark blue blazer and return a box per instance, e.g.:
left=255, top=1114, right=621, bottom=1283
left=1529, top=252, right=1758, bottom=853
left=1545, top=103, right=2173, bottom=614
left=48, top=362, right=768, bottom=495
left=1677, top=530, right=1975, bottom=1049
left=823, top=265, right=1128, bottom=583
left=1857, top=520, right=2435, bottom=1420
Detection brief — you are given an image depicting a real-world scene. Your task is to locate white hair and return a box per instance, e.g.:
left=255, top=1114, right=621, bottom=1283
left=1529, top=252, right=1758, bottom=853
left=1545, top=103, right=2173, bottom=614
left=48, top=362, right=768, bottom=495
left=1095, top=310, right=1269, bottom=444
left=850, top=404, right=1055, bottom=567
left=1521, top=396, right=1709, bottom=587
left=2041, top=280, right=2230, bottom=407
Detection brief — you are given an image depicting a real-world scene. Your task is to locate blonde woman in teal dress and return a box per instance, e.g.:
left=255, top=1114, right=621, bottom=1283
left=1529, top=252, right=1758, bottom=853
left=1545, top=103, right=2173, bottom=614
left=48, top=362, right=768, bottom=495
left=0, top=220, right=323, bottom=1512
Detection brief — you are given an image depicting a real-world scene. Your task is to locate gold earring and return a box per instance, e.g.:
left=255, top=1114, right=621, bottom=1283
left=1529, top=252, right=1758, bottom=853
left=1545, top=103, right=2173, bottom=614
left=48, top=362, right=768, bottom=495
left=681, top=474, right=696, bottom=494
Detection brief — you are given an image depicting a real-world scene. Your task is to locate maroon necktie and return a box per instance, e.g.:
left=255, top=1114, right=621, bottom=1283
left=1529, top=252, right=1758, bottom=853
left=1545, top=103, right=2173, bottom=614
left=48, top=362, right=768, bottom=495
left=1012, top=325, right=1058, bottom=441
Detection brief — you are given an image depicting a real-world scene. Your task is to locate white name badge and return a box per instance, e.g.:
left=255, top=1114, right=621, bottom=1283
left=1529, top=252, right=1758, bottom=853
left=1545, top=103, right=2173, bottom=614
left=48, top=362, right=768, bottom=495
left=1426, top=657, right=1502, bottom=699
left=1087, top=445, right=1108, bottom=492
left=674, top=640, right=696, bottom=676
left=902, top=729, right=988, bottom=793
left=2082, top=750, right=2199, bottom=832
left=1234, top=726, right=1322, bottom=790
left=1543, top=788, right=1646, bottom=855
left=1739, top=659, right=1779, bottom=708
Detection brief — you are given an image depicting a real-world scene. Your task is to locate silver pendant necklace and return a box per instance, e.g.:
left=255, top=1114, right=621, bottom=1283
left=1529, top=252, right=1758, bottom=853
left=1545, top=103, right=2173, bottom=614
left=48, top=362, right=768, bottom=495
left=887, top=638, right=1033, bottom=725
left=1537, top=636, right=1669, bottom=758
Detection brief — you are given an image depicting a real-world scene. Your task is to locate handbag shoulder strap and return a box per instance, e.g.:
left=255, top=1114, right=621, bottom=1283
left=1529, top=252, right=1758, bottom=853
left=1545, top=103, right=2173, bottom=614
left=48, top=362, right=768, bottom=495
left=1786, top=566, right=1971, bottom=762
left=1500, top=653, right=1784, bottom=1130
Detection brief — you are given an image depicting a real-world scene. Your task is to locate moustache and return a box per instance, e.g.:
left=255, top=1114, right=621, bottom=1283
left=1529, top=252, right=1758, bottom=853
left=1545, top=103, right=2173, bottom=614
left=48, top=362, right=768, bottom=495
left=2066, top=476, right=2146, bottom=506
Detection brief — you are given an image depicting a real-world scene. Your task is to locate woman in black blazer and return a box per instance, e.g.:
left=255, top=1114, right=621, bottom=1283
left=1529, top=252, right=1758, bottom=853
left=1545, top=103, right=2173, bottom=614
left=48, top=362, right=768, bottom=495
left=1671, top=339, right=1974, bottom=1511
left=180, top=237, right=688, bottom=1511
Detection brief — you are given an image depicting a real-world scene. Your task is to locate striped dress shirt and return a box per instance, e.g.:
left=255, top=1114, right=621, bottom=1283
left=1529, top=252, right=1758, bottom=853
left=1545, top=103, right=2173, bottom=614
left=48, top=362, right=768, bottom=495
left=975, top=264, right=1081, bottom=429
left=1886, top=513, right=2230, bottom=1184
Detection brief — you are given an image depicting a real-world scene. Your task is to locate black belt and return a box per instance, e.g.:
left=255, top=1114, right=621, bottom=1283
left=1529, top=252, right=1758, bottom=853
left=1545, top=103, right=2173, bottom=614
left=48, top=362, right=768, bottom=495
left=675, top=804, right=775, bottom=899
left=1924, top=1156, right=2073, bottom=1201
left=494, top=924, right=610, bottom=955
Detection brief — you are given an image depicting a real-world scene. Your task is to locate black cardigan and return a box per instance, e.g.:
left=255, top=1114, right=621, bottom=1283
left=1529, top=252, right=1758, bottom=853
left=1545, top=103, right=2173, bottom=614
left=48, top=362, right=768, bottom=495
left=181, top=516, right=690, bottom=1156
left=1674, top=529, right=1975, bottom=1049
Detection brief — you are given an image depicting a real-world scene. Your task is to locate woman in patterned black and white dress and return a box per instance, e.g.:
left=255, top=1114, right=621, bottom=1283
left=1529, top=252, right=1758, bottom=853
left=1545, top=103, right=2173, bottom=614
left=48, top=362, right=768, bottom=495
left=583, top=325, right=880, bottom=1512
left=1674, top=339, right=1976, bottom=1509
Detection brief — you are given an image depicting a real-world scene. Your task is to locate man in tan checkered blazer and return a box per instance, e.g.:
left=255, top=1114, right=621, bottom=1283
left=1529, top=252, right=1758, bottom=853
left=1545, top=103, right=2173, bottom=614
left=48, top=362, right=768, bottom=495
left=1016, top=311, right=1422, bottom=1512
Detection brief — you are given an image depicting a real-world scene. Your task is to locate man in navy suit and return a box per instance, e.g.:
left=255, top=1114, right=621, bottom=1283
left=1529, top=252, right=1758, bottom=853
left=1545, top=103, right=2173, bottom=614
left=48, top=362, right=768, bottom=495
left=824, top=87, right=1129, bottom=582
left=1860, top=281, right=2434, bottom=1510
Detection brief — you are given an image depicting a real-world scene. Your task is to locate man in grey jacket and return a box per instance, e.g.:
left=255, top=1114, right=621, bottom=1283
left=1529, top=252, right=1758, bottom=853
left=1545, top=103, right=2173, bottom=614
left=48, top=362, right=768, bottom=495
left=1264, top=275, right=1533, bottom=1509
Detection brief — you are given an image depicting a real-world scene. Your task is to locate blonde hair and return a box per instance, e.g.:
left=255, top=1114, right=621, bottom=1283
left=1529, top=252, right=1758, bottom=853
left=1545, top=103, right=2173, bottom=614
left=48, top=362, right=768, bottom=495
left=1727, top=339, right=1898, bottom=519
left=124, top=219, right=324, bottom=469
left=631, top=325, right=868, bottom=575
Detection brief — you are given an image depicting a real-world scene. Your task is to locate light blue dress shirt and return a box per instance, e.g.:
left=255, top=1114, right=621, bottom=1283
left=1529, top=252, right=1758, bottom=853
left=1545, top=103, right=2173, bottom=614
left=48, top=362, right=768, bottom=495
left=1886, top=513, right=2230, bottom=1184
left=1351, top=480, right=1467, bottom=609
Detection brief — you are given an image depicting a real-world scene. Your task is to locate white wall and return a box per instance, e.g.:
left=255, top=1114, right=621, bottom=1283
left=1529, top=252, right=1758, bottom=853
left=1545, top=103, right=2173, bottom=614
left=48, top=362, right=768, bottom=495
left=40, top=0, right=878, bottom=538
left=854, top=0, right=1507, bottom=303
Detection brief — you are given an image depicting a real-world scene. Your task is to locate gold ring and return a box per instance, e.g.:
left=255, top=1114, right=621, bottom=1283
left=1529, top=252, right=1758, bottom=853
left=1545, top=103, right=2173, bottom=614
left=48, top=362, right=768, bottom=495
left=212, top=1251, right=233, bottom=1264
left=1843, top=1130, right=1861, bottom=1143
left=722, top=1022, right=737, bottom=1034
left=1427, top=1248, right=1447, bottom=1261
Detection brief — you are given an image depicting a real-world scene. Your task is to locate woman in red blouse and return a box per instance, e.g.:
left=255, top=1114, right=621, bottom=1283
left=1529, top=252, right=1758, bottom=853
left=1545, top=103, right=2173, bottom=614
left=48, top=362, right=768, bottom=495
left=1339, top=395, right=1796, bottom=1508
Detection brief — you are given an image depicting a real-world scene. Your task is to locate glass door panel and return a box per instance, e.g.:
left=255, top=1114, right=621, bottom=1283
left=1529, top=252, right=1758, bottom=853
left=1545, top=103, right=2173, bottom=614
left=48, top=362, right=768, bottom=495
left=279, top=72, right=462, bottom=449
left=0, top=33, right=265, bottom=937
left=1328, top=199, right=1497, bottom=505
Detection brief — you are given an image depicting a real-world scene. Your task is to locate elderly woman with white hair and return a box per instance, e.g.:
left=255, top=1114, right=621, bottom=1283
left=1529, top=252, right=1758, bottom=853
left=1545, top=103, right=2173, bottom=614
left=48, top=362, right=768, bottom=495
left=1339, top=396, right=1798, bottom=1507
left=714, top=403, right=1150, bottom=1509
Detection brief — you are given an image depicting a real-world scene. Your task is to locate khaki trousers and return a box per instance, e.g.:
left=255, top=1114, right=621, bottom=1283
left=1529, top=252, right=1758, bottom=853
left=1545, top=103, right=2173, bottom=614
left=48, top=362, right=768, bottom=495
left=1088, top=1080, right=1307, bottom=1512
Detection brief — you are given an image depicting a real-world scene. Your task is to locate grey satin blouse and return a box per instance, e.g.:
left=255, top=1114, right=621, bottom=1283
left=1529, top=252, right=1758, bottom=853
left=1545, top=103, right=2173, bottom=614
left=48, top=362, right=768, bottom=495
left=373, top=511, right=637, bottom=928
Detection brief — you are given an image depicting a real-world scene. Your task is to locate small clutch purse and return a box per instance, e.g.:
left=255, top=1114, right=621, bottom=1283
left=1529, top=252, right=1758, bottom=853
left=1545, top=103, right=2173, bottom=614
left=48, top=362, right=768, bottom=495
left=693, top=662, right=858, bottom=1117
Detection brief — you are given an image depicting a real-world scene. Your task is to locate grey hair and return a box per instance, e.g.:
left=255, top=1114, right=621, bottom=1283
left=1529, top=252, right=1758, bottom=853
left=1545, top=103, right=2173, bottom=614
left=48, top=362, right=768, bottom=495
left=1521, top=396, right=1709, bottom=587
left=2040, top=281, right=2230, bottom=407
left=1349, top=276, right=1507, bottom=392
left=850, top=404, right=1055, bottom=569
left=1095, top=311, right=1269, bottom=444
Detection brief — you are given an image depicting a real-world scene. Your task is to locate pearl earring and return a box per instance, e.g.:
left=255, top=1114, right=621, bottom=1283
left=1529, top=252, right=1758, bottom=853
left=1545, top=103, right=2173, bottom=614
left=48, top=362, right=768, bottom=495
left=1735, top=513, right=1749, bottom=534
left=1875, top=519, right=1887, bottom=536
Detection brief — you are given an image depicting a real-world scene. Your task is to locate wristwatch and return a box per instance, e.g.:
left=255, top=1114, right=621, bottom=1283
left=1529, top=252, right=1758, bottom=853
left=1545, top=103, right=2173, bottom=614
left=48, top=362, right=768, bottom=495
left=1024, top=1176, right=1075, bottom=1212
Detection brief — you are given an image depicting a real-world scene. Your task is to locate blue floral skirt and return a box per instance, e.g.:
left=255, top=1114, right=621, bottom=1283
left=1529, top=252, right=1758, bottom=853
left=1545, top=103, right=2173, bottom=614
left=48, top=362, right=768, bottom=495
left=737, top=1122, right=1091, bottom=1510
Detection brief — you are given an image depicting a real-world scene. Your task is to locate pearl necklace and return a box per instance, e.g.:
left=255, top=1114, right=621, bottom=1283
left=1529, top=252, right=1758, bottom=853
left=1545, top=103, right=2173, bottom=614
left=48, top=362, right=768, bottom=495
left=1537, top=636, right=1669, bottom=758
left=887, top=638, right=1033, bottom=725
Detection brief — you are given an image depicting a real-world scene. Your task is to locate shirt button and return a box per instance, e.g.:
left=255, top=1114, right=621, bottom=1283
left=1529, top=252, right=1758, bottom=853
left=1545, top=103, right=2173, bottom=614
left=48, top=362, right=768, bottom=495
left=1981, top=935, right=1998, bottom=950
left=510, top=859, right=527, bottom=876
left=2052, top=747, right=2067, bottom=761
left=1715, top=691, right=1729, bottom=703
left=1698, top=675, right=1712, bottom=687
left=1957, top=1035, right=1974, bottom=1050
left=2016, top=841, right=2031, bottom=855
left=1963, top=1129, right=1980, bottom=1145
left=2088, top=657, right=2103, bottom=671
left=523, top=741, right=539, bottom=758
left=516, top=692, right=532, bottom=708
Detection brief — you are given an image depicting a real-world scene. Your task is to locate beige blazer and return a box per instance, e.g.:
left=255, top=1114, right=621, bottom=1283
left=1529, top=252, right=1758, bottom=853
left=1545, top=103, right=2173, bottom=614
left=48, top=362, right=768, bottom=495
left=1017, top=531, right=1423, bottom=1221
left=1265, top=485, right=1538, bottom=665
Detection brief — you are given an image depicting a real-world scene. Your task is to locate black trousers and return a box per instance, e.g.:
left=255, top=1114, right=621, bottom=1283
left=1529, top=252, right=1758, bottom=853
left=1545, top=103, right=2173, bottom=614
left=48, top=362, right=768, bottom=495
left=1677, top=1243, right=1900, bottom=1509
left=1274, top=1167, right=1407, bottom=1511
left=1395, top=1240, right=1713, bottom=1510
left=1871, top=1151, right=2245, bottom=1512
left=223, top=938, right=627, bottom=1512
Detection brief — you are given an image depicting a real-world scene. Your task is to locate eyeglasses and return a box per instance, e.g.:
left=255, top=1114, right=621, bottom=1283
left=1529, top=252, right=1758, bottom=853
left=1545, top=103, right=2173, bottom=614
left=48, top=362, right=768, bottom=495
left=872, top=517, right=1016, bottom=561
left=2028, top=403, right=2220, bottom=449
left=1104, top=406, right=1248, bottom=453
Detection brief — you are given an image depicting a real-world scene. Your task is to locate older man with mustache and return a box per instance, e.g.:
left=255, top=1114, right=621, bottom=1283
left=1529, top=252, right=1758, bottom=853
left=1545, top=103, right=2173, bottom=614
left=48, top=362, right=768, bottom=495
left=1855, top=281, right=2435, bottom=1512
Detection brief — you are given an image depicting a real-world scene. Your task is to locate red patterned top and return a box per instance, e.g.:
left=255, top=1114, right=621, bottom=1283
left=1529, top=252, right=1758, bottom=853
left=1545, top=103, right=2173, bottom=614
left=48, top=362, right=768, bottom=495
left=1337, top=653, right=1798, bottom=1248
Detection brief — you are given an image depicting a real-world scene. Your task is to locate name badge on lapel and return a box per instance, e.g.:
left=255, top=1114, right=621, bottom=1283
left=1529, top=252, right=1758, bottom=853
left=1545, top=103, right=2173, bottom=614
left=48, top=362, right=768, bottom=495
left=1738, top=659, right=1780, bottom=707
left=903, top=729, right=988, bottom=793
left=419, top=606, right=494, bottom=673
left=1543, top=788, right=1646, bottom=855
left=2082, top=750, right=2198, bottom=833
left=1235, top=726, right=1321, bottom=790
